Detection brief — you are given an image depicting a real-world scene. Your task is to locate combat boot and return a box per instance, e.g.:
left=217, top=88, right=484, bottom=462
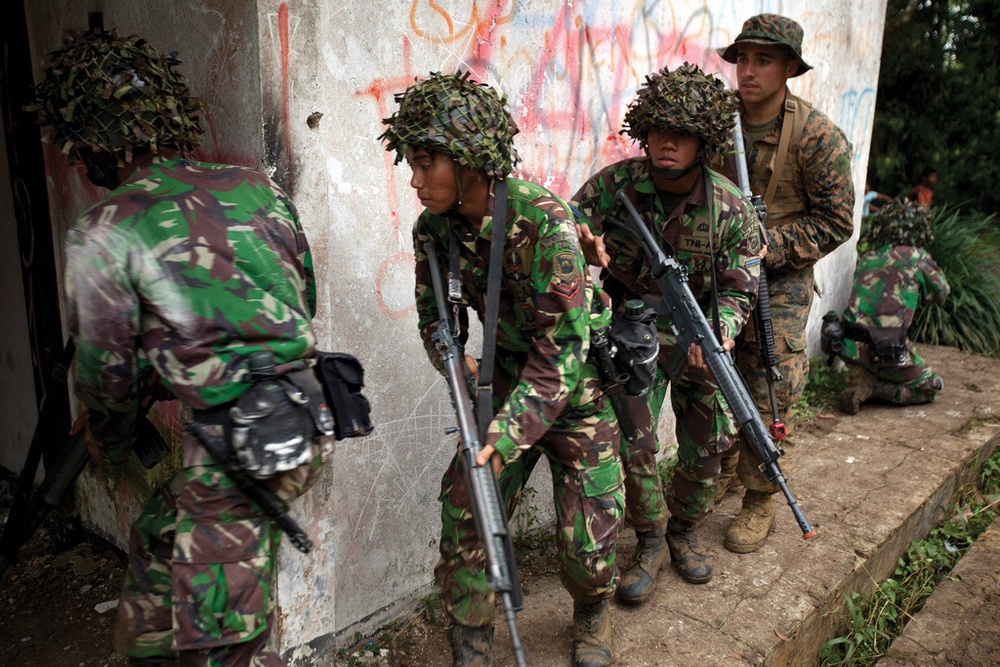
left=616, top=527, right=667, bottom=604
left=872, top=381, right=900, bottom=402
left=725, top=490, right=775, bottom=554
left=572, top=598, right=613, bottom=667
left=447, top=623, right=494, bottom=667
left=840, top=366, right=879, bottom=414
left=665, top=516, right=712, bottom=584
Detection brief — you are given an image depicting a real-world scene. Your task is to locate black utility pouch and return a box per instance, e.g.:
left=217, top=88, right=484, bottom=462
left=608, top=299, right=659, bottom=396
left=869, top=327, right=909, bottom=368
left=314, top=351, right=374, bottom=439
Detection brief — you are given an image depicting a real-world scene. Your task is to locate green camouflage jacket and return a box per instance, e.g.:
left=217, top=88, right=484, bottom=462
left=571, top=158, right=760, bottom=341
left=413, top=178, right=608, bottom=464
left=840, top=244, right=950, bottom=361
left=65, top=158, right=317, bottom=462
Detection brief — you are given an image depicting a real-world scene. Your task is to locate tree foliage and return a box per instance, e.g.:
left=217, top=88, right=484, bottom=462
left=869, top=0, right=1000, bottom=212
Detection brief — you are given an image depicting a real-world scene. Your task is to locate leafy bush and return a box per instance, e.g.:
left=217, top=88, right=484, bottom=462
left=910, top=205, right=1000, bottom=357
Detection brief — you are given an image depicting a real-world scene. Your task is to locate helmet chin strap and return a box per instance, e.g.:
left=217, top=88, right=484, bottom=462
left=452, top=167, right=464, bottom=211
left=648, top=154, right=704, bottom=180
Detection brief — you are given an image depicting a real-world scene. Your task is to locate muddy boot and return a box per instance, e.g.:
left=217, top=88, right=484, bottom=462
left=616, top=527, right=667, bottom=604
left=715, top=448, right=743, bottom=497
left=725, top=490, right=775, bottom=554
left=872, top=381, right=900, bottom=403
left=665, top=516, right=712, bottom=584
left=840, top=366, right=880, bottom=414
left=447, top=624, right=494, bottom=667
left=572, top=598, right=613, bottom=667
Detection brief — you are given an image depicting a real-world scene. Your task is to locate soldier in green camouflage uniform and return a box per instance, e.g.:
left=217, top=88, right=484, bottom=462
left=572, top=64, right=760, bottom=597
left=35, top=28, right=328, bottom=666
left=716, top=14, right=855, bottom=554
left=836, top=199, right=949, bottom=413
left=380, top=72, right=624, bottom=667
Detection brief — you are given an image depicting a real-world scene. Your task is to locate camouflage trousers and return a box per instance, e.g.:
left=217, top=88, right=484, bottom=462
left=731, top=267, right=813, bottom=493
left=435, top=383, right=623, bottom=628
left=114, top=424, right=324, bottom=666
left=623, top=340, right=738, bottom=530
left=842, top=340, right=944, bottom=404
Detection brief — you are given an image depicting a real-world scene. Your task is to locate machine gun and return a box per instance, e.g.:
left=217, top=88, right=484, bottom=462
left=732, top=112, right=786, bottom=441
left=608, top=191, right=816, bottom=539
left=424, top=241, right=528, bottom=667
left=0, top=341, right=170, bottom=579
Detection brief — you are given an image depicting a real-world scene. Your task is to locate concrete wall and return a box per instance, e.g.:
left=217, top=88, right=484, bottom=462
left=15, top=0, right=886, bottom=663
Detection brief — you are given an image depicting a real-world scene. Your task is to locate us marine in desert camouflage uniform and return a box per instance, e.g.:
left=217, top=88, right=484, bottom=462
left=381, top=72, right=623, bottom=667
left=573, top=63, right=760, bottom=598
left=834, top=198, right=949, bottom=413
left=34, top=27, right=328, bottom=666
left=715, top=14, right=855, bottom=554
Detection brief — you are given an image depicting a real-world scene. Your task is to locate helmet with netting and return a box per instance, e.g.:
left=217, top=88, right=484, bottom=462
left=379, top=71, right=519, bottom=179
left=31, top=26, right=204, bottom=166
left=863, top=197, right=933, bottom=248
left=621, top=62, right=738, bottom=157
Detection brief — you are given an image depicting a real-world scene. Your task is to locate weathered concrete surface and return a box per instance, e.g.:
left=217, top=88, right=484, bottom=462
left=880, top=515, right=1000, bottom=667
left=426, top=345, right=1000, bottom=666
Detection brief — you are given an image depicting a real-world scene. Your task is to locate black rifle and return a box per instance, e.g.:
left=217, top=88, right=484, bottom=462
left=0, top=342, right=170, bottom=579
left=589, top=326, right=639, bottom=443
left=608, top=191, right=816, bottom=539
left=732, top=113, right=786, bottom=441
left=424, top=241, right=528, bottom=667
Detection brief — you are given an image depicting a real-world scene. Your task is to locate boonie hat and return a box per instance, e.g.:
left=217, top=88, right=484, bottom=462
left=717, top=14, right=812, bottom=77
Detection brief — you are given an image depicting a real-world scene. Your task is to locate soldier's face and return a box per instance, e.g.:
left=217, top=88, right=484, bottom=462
left=405, top=148, right=459, bottom=215
left=645, top=129, right=702, bottom=172
left=735, top=44, right=799, bottom=107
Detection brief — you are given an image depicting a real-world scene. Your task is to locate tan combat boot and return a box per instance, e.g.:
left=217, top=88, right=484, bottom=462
left=616, top=527, right=666, bottom=604
left=840, top=366, right=880, bottom=414
left=665, top=516, right=713, bottom=584
left=447, top=624, right=494, bottom=667
left=725, top=490, right=775, bottom=554
left=573, top=598, right=613, bottom=667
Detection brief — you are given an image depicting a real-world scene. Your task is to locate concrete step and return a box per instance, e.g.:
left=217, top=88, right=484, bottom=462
left=482, top=345, right=1000, bottom=666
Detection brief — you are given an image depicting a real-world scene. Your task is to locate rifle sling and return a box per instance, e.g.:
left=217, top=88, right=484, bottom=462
left=476, top=179, right=509, bottom=443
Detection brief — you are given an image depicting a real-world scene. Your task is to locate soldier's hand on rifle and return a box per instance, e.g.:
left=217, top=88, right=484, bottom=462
left=475, top=443, right=503, bottom=476
left=464, top=354, right=479, bottom=383
left=576, top=223, right=609, bottom=268
left=687, top=338, right=733, bottom=372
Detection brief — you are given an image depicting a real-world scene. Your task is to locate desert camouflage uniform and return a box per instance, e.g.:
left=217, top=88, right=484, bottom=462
left=66, top=158, right=326, bottom=665
left=839, top=244, right=950, bottom=403
left=572, top=158, right=760, bottom=524
left=725, top=91, right=855, bottom=491
left=414, top=177, right=624, bottom=628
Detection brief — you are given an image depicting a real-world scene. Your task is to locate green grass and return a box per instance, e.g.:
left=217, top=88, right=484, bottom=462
left=789, top=359, right=849, bottom=421
left=910, top=205, right=1000, bottom=358
left=818, top=443, right=1000, bottom=666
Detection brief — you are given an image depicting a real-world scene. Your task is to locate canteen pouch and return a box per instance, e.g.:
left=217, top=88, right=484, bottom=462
left=608, top=300, right=659, bottom=396
left=314, top=351, right=374, bottom=439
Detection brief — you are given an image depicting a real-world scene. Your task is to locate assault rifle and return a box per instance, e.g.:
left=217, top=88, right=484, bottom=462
left=732, top=112, right=786, bottom=441
left=424, top=241, right=528, bottom=667
left=0, top=341, right=170, bottom=579
left=608, top=191, right=816, bottom=539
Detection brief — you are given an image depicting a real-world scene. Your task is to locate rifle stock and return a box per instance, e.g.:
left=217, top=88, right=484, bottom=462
left=608, top=192, right=816, bottom=539
left=424, top=241, right=528, bottom=667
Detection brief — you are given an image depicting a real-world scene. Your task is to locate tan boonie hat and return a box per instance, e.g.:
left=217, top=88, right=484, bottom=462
left=717, top=13, right=813, bottom=77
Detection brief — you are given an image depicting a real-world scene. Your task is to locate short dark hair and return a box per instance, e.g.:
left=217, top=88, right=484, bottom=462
left=919, top=167, right=937, bottom=180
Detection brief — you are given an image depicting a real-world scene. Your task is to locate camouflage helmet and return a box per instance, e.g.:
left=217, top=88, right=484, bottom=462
left=863, top=197, right=934, bottom=249
left=379, top=71, right=519, bottom=179
left=620, top=63, right=738, bottom=158
left=31, top=26, right=204, bottom=167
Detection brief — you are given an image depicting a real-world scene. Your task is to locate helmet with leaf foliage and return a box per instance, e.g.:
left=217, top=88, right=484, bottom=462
left=31, top=26, right=204, bottom=168
left=380, top=71, right=519, bottom=179
left=863, top=197, right=934, bottom=249
left=621, top=62, right=738, bottom=158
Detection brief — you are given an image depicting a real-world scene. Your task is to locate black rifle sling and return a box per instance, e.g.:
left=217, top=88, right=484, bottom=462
left=477, top=179, right=509, bottom=443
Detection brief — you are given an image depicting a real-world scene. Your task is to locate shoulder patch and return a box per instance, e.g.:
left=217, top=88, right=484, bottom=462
left=551, top=250, right=581, bottom=300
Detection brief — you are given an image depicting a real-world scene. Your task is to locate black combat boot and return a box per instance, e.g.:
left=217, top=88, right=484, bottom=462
left=616, top=527, right=666, bottom=604
left=666, top=516, right=713, bottom=584
left=572, top=598, right=613, bottom=667
left=447, top=623, right=494, bottom=667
